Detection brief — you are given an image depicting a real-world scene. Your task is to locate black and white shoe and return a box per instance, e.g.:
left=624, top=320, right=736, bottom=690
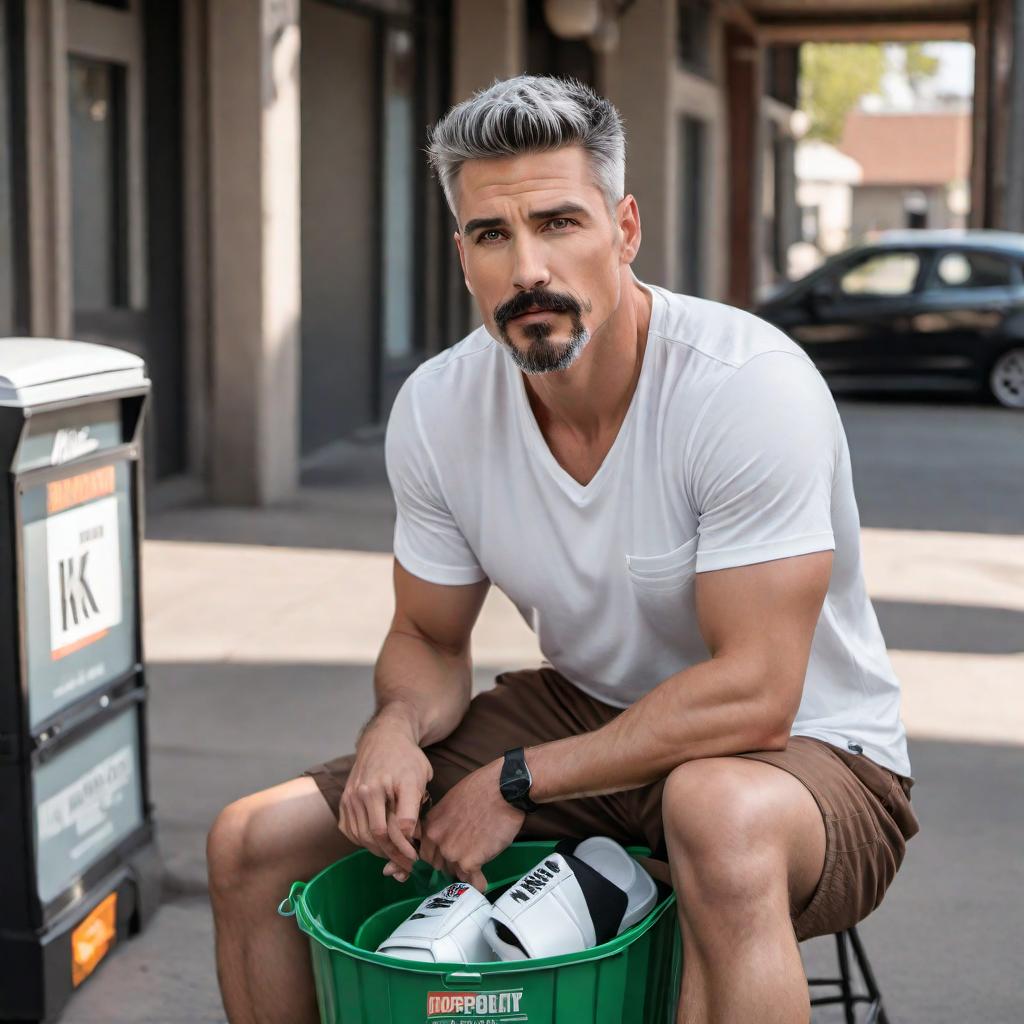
left=483, top=837, right=658, bottom=961
left=376, top=881, right=494, bottom=964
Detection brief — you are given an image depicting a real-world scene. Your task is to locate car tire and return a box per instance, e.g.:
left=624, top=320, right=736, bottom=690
left=987, top=347, right=1024, bottom=409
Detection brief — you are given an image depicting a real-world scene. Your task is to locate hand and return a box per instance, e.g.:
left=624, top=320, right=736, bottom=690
left=405, top=760, right=525, bottom=892
left=340, top=709, right=431, bottom=877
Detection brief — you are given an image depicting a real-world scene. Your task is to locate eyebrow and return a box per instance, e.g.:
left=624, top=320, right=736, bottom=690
left=462, top=203, right=589, bottom=236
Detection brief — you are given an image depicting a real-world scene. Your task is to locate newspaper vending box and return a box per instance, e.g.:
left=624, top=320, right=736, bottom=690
left=0, top=339, right=160, bottom=1022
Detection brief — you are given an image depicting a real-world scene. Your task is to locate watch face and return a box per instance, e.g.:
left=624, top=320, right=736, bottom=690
left=501, top=774, right=530, bottom=801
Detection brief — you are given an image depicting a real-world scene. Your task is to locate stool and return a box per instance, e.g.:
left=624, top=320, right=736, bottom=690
left=807, top=926, right=890, bottom=1023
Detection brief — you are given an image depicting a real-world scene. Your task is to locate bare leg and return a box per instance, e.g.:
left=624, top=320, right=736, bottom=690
left=662, top=758, right=826, bottom=1024
left=207, top=777, right=357, bottom=1024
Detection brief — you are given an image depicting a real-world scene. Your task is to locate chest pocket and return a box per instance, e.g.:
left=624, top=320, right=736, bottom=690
left=625, top=534, right=699, bottom=594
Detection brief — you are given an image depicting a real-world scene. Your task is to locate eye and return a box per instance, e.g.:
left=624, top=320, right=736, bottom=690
left=477, top=229, right=504, bottom=244
left=546, top=217, right=577, bottom=231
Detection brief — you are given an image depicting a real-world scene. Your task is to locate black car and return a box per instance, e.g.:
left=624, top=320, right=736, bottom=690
left=756, top=230, right=1024, bottom=409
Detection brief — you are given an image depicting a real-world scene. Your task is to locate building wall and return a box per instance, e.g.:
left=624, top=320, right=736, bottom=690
left=851, top=184, right=959, bottom=241
left=299, top=0, right=376, bottom=452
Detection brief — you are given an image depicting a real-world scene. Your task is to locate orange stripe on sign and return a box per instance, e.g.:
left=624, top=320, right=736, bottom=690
left=51, top=628, right=109, bottom=661
left=71, top=891, right=117, bottom=988
left=47, top=465, right=116, bottom=515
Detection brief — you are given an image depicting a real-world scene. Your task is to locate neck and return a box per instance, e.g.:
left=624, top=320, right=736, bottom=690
left=523, top=275, right=653, bottom=441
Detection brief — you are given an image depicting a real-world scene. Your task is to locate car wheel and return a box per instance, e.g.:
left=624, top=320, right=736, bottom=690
left=988, top=347, right=1024, bottom=408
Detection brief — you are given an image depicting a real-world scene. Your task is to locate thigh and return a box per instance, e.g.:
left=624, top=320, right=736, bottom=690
left=212, top=776, right=356, bottom=885
left=739, top=737, right=919, bottom=940
left=305, top=667, right=645, bottom=849
left=658, top=755, right=827, bottom=916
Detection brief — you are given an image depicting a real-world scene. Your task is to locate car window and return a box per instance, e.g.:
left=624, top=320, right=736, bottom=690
left=933, top=250, right=1015, bottom=289
left=838, top=252, right=920, bottom=297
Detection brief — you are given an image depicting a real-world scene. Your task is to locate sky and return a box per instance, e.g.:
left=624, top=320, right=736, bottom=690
left=876, top=41, right=975, bottom=108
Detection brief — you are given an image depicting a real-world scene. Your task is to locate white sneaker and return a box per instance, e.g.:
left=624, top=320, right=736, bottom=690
left=376, top=881, right=495, bottom=964
left=483, top=837, right=658, bottom=961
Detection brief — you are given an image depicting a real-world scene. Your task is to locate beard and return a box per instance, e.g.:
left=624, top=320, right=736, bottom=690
left=493, top=288, right=593, bottom=376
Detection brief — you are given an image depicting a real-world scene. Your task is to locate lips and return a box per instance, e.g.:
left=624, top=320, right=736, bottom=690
left=511, top=307, right=555, bottom=319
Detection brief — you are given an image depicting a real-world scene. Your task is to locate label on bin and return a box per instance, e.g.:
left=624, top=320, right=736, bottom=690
left=46, top=491, right=123, bottom=660
left=34, top=707, right=144, bottom=904
left=426, top=989, right=526, bottom=1023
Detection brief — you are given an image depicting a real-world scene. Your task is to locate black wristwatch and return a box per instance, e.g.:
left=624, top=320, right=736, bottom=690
left=500, top=747, right=539, bottom=813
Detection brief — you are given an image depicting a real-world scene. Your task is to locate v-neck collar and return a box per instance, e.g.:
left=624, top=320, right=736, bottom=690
left=510, top=283, right=665, bottom=507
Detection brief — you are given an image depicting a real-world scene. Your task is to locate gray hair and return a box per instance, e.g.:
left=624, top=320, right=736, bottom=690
left=427, top=75, right=626, bottom=221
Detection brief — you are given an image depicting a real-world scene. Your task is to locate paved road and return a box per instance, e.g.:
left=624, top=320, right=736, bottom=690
left=60, top=396, right=1023, bottom=1024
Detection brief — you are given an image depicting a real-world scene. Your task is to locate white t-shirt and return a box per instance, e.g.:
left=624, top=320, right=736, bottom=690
left=386, top=283, right=911, bottom=778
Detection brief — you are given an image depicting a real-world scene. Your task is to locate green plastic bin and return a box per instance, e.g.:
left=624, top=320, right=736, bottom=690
left=280, top=841, right=682, bottom=1024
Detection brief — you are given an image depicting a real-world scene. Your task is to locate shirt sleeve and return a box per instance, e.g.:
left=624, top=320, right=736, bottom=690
left=686, top=351, right=839, bottom=574
left=385, top=376, right=487, bottom=585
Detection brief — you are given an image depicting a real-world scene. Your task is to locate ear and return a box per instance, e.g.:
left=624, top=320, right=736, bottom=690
left=454, top=232, right=475, bottom=295
left=616, top=195, right=642, bottom=266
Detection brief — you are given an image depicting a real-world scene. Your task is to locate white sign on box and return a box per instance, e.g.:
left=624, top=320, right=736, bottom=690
left=46, top=495, right=123, bottom=660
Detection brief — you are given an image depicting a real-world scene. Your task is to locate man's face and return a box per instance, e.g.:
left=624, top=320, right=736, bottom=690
left=454, top=146, right=634, bottom=375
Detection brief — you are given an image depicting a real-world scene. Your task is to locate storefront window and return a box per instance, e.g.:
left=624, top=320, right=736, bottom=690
left=68, top=56, right=128, bottom=312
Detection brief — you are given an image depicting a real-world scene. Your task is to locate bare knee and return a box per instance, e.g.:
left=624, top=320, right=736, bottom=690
left=662, top=760, right=785, bottom=910
left=207, top=794, right=282, bottom=901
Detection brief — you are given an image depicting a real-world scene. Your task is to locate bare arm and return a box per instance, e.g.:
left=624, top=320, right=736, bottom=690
left=340, top=560, right=488, bottom=872
left=524, top=550, right=833, bottom=802
left=370, top=560, right=490, bottom=745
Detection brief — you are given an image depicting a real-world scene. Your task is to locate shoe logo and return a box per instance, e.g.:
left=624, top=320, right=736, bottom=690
left=418, top=883, right=472, bottom=916
left=509, top=859, right=561, bottom=904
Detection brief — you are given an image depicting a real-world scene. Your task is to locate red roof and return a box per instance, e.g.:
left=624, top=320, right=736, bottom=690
left=839, top=111, right=972, bottom=186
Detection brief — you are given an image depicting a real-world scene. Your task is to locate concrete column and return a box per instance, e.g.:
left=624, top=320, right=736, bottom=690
left=1005, top=0, right=1024, bottom=230
left=452, top=0, right=525, bottom=101
left=600, top=0, right=675, bottom=289
left=24, top=0, right=72, bottom=338
left=208, top=0, right=300, bottom=504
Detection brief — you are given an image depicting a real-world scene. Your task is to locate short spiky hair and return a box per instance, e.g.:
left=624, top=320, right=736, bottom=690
left=427, top=75, right=626, bottom=221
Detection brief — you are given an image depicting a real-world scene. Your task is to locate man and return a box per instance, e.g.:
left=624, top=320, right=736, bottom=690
left=207, top=76, right=918, bottom=1024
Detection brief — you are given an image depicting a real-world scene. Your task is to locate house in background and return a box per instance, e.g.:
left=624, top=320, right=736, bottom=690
left=839, top=107, right=973, bottom=240
left=792, top=138, right=864, bottom=276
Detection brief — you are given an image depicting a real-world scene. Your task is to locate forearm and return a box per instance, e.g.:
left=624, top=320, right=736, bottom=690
left=368, top=627, right=473, bottom=747
left=527, top=655, right=791, bottom=803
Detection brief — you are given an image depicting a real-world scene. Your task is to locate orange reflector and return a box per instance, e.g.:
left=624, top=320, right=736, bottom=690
left=71, top=892, right=117, bottom=988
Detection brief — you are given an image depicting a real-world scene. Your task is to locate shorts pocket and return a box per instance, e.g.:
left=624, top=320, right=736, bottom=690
left=626, top=535, right=699, bottom=592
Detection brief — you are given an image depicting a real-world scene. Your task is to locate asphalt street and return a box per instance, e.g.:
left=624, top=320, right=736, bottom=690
left=58, top=394, right=1024, bottom=1024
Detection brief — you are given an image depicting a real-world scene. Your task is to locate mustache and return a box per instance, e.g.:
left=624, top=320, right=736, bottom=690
left=494, top=289, right=584, bottom=328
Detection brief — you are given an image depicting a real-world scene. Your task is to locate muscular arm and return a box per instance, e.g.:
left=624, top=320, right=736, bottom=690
left=524, top=550, right=833, bottom=802
left=370, top=560, right=490, bottom=747
left=340, top=560, right=488, bottom=873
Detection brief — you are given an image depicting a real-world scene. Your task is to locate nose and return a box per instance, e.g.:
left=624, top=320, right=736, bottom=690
left=511, top=233, right=550, bottom=293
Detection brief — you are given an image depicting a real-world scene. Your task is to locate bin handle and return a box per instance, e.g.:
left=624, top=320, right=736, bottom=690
left=443, top=971, right=483, bottom=987
left=277, top=881, right=306, bottom=918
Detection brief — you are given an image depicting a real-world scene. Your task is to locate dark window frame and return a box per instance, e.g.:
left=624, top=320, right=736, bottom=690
left=925, top=248, right=1022, bottom=292
left=677, top=0, right=714, bottom=78
left=67, top=53, right=131, bottom=315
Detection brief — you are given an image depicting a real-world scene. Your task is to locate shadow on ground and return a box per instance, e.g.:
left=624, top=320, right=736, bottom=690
left=60, top=656, right=1024, bottom=1024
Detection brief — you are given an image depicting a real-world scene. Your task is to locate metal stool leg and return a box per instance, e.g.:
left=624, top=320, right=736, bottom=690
left=834, top=931, right=857, bottom=1024
left=806, top=926, right=890, bottom=1023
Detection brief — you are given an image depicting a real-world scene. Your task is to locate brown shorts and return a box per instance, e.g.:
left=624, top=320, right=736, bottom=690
left=305, top=666, right=919, bottom=942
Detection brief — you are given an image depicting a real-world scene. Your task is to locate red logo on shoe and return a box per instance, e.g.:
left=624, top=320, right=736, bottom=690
left=442, top=883, right=470, bottom=900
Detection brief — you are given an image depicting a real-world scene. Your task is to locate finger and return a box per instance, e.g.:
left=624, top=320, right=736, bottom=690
left=418, top=835, right=445, bottom=875
left=351, top=793, right=385, bottom=859
left=387, top=783, right=422, bottom=865
left=365, top=786, right=404, bottom=866
left=382, top=860, right=409, bottom=882
left=467, top=867, right=487, bottom=893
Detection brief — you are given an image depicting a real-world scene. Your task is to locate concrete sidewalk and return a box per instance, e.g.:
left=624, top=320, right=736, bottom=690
left=61, top=401, right=1024, bottom=1023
